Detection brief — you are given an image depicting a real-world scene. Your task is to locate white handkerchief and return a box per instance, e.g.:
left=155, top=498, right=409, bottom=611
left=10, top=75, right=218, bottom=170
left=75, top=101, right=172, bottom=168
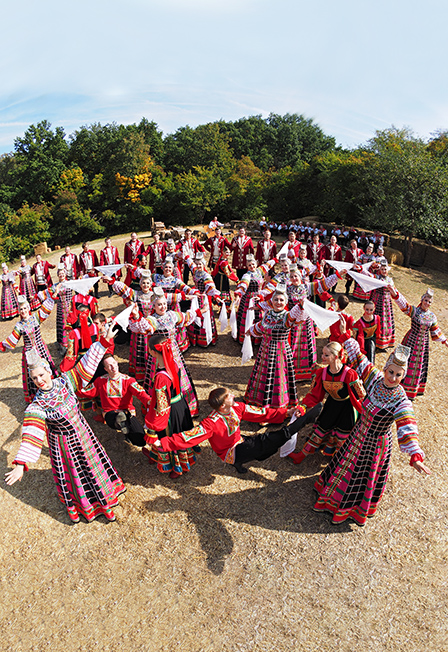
left=219, top=302, right=228, bottom=333
left=303, top=298, right=340, bottom=333
left=95, top=264, right=125, bottom=276
left=279, top=414, right=298, bottom=457
left=324, top=260, right=354, bottom=272
left=113, top=304, right=134, bottom=331
left=63, top=277, right=100, bottom=296
left=347, top=270, right=388, bottom=292
left=229, top=304, right=238, bottom=340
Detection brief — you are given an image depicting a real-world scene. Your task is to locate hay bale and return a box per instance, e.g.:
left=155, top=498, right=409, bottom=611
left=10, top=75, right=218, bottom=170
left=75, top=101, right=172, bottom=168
left=385, top=246, right=404, bottom=266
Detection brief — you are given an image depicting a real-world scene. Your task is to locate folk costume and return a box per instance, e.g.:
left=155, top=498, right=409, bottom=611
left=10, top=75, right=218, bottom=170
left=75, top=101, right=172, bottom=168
left=157, top=401, right=288, bottom=467
left=291, top=359, right=365, bottom=459
left=184, top=254, right=221, bottom=347
left=0, top=294, right=58, bottom=403
left=1, top=265, right=19, bottom=319
left=79, top=372, right=151, bottom=447
left=144, top=340, right=198, bottom=476
left=352, top=314, right=381, bottom=364
left=123, top=237, right=145, bottom=286
left=234, top=256, right=277, bottom=344
left=286, top=281, right=317, bottom=381
left=147, top=239, right=167, bottom=275
left=231, top=233, right=254, bottom=279
left=60, top=251, right=79, bottom=281
left=352, top=251, right=376, bottom=301
left=203, top=232, right=231, bottom=267
left=128, top=299, right=199, bottom=416
left=211, top=256, right=238, bottom=312
left=244, top=290, right=302, bottom=409
left=153, top=262, right=199, bottom=352
left=109, top=274, right=154, bottom=380
left=255, top=236, right=277, bottom=266
left=11, top=340, right=125, bottom=523
left=344, top=245, right=363, bottom=295
left=370, top=259, right=396, bottom=350
left=314, top=338, right=425, bottom=526
left=31, top=259, right=55, bottom=292
left=177, top=235, right=205, bottom=284
left=391, top=288, right=447, bottom=399
left=16, top=258, right=40, bottom=311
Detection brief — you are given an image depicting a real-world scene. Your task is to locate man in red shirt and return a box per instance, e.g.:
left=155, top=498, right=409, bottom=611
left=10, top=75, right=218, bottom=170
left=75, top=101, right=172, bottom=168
left=31, top=254, right=55, bottom=292
left=256, top=229, right=277, bottom=265
left=155, top=387, right=321, bottom=473
left=79, top=354, right=151, bottom=448
left=203, top=227, right=231, bottom=267
left=146, top=232, right=167, bottom=274
left=79, top=242, right=100, bottom=297
left=231, top=227, right=254, bottom=280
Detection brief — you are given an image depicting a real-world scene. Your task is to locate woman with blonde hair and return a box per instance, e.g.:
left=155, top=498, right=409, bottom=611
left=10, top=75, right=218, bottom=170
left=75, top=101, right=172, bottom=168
left=288, top=341, right=365, bottom=464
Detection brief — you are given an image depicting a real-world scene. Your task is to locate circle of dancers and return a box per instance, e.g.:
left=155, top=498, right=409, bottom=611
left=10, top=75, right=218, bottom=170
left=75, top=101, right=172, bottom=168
left=3, top=222, right=445, bottom=527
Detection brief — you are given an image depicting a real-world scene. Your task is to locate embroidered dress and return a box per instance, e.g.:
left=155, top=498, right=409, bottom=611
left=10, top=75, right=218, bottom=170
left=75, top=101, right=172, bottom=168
left=12, top=341, right=125, bottom=523
left=234, top=259, right=276, bottom=345
left=244, top=308, right=299, bottom=409
left=39, top=284, right=74, bottom=350
left=145, top=369, right=198, bottom=475
left=211, top=259, right=238, bottom=312
left=129, top=310, right=199, bottom=416
left=352, top=315, right=380, bottom=364
left=184, top=257, right=221, bottom=347
left=393, top=291, right=447, bottom=399
left=1, top=272, right=19, bottom=319
left=370, top=272, right=395, bottom=349
left=298, top=365, right=365, bottom=457
left=112, top=281, right=153, bottom=380
left=314, top=338, right=424, bottom=526
left=0, top=294, right=58, bottom=403
left=287, top=284, right=317, bottom=381
left=16, top=265, right=40, bottom=310
left=353, top=253, right=375, bottom=300
left=152, top=273, right=198, bottom=353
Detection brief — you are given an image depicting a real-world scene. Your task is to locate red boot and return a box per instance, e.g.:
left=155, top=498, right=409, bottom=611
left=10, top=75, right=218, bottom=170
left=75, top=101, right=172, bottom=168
left=288, top=451, right=306, bottom=465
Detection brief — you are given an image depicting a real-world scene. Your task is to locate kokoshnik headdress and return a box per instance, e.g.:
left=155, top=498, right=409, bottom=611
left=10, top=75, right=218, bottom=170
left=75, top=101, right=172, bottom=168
left=26, top=348, right=51, bottom=374
left=384, top=344, right=411, bottom=374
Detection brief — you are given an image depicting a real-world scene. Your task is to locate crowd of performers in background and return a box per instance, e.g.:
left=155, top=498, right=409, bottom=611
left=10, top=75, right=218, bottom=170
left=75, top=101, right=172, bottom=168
left=3, top=218, right=446, bottom=527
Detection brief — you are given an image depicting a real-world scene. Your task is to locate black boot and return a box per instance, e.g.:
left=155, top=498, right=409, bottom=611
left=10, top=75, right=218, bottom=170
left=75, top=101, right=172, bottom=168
left=233, top=462, right=248, bottom=474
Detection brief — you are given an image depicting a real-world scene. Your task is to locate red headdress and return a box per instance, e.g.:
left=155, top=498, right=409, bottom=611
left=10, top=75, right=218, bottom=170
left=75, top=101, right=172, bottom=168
left=154, top=339, right=180, bottom=394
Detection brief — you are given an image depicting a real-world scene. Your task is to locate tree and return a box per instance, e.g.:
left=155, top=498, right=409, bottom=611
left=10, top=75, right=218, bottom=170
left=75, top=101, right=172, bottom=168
left=163, top=123, right=235, bottom=175
left=360, top=127, right=448, bottom=265
left=0, top=203, right=51, bottom=260
left=13, top=121, right=69, bottom=206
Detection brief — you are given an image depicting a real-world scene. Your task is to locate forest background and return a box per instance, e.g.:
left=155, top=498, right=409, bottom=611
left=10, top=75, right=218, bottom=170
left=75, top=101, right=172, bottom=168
left=1, top=113, right=448, bottom=265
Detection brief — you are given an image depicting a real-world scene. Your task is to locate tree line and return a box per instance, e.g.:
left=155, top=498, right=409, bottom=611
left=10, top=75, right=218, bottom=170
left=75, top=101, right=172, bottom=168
left=1, top=114, right=447, bottom=266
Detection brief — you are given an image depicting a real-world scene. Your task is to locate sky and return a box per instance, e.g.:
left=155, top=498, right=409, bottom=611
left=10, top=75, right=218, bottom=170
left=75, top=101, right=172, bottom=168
left=1, top=0, right=447, bottom=154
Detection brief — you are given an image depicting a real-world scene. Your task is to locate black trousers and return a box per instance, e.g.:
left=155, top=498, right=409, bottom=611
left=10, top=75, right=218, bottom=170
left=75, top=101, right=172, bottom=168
left=234, top=403, right=322, bottom=465
left=104, top=410, right=146, bottom=447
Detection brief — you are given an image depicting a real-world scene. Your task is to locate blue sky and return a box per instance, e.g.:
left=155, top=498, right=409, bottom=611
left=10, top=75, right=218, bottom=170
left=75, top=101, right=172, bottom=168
left=1, top=0, right=447, bottom=154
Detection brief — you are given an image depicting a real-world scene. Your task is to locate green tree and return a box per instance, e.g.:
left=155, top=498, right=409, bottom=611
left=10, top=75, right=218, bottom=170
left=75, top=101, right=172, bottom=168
left=50, top=191, right=103, bottom=246
left=13, top=121, right=69, bottom=206
left=360, top=127, right=448, bottom=265
left=0, top=202, right=51, bottom=260
left=163, top=123, right=235, bottom=175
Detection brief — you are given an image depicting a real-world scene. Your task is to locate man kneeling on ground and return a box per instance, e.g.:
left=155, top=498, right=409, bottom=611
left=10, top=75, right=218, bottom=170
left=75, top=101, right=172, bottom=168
left=152, top=387, right=321, bottom=473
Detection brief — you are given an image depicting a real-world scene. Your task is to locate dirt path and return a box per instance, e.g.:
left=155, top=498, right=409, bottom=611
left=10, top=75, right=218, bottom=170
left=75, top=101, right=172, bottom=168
left=0, top=238, right=447, bottom=652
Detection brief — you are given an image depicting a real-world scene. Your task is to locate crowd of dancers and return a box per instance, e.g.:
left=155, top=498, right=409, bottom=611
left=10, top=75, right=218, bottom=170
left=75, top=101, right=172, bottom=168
left=3, top=221, right=446, bottom=527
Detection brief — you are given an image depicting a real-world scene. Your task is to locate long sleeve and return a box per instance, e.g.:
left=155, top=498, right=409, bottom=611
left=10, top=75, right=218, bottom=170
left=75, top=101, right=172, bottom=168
left=0, top=324, right=22, bottom=352
left=65, top=339, right=109, bottom=392
left=36, top=294, right=55, bottom=324
left=13, top=404, right=48, bottom=467
left=343, top=337, right=382, bottom=390
left=395, top=401, right=424, bottom=458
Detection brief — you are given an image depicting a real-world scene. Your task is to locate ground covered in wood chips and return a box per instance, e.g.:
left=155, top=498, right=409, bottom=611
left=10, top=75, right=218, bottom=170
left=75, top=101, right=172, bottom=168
left=0, top=234, right=447, bottom=652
